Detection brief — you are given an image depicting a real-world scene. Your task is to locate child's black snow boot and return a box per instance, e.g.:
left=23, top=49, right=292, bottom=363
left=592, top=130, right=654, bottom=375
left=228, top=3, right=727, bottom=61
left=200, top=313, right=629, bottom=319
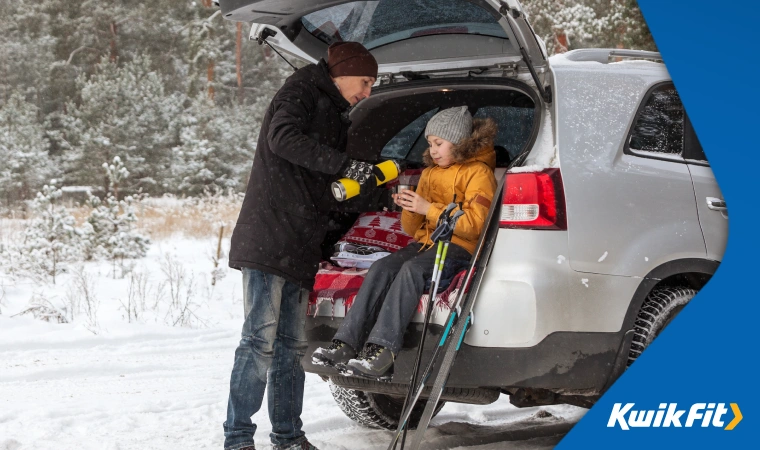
left=346, top=343, right=394, bottom=380
left=274, top=439, right=319, bottom=450
left=312, top=339, right=356, bottom=368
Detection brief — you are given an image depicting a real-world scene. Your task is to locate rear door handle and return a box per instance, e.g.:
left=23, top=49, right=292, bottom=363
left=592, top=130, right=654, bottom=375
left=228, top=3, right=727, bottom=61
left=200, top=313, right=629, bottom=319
left=706, top=197, right=727, bottom=211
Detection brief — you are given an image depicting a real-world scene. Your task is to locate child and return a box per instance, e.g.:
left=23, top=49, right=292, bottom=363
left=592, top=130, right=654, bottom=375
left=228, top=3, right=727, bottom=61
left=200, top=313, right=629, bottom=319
left=312, top=106, right=497, bottom=378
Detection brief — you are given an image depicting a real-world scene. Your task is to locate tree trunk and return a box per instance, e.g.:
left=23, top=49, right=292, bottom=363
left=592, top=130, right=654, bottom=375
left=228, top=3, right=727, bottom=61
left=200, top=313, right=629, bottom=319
left=110, top=21, right=118, bottom=62
left=554, top=29, right=569, bottom=54
left=207, top=60, right=215, bottom=101
left=237, top=22, right=244, bottom=104
left=203, top=0, right=214, bottom=100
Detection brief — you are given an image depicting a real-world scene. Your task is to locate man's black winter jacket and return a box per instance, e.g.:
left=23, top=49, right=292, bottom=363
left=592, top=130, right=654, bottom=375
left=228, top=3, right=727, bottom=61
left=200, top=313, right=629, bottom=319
left=229, top=60, right=367, bottom=289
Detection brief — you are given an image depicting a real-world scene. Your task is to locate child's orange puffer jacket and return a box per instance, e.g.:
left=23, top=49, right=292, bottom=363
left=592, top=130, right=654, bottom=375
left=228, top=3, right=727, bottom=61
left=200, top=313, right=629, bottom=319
left=401, top=118, right=498, bottom=254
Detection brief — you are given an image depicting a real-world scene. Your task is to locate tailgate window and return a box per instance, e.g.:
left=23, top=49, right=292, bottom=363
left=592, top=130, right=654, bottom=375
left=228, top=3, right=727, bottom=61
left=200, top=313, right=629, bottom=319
left=302, top=0, right=507, bottom=49
left=381, top=108, right=439, bottom=161
left=380, top=105, right=534, bottom=168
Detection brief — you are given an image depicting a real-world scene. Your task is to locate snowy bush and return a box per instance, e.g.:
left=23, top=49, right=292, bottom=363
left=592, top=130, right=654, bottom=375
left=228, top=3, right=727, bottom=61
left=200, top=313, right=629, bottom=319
left=82, top=156, right=150, bottom=273
left=10, top=185, right=88, bottom=283
left=161, top=252, right=208, bottom=328
left=66, top=265, right=100, bottom=334
left=119, top=269, right=157, bottom=323
left=12, top=293, right=69, bottom=324
left=84, top=193, right=150, bottom=263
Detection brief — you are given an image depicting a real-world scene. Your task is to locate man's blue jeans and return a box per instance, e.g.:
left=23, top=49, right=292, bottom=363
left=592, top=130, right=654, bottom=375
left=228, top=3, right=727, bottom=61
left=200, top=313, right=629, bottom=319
left=223, top=268, right=309, bottom=450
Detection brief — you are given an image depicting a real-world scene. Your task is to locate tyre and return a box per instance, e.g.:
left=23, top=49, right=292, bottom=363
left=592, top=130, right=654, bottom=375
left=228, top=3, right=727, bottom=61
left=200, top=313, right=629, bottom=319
left=627, top=286, right=697, bottom=366
left=329, top=381, right=445, bottom=430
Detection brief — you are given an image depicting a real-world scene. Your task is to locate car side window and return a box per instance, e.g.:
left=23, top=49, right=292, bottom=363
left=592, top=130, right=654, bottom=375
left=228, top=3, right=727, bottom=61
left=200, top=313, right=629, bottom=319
left=684, top=113, right=708, bottom=162
left=628, top=84, right=684, bottom=156
left=380, top=108, right=439, bottom=162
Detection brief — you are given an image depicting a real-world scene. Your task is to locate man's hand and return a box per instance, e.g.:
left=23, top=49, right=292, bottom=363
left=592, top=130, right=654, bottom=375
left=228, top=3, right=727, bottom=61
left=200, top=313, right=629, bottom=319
left=341, top=159, right=386, bottom=197
left=393, top=189, right=431, bottom=215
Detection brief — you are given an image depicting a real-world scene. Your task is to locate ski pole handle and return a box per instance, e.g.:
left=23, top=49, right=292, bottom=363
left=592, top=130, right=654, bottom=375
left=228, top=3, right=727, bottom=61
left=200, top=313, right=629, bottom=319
left=429, top=240, right=443, bottom=285
left=438, top=242, right=449, bottom=273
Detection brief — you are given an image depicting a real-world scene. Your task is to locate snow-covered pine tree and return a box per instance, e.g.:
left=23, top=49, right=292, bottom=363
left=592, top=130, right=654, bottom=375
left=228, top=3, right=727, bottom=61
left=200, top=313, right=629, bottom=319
left=0, top=2, right=58, bottom=114
left=16, top=184, right=85, bottom=283
left=103, top=155, right=129, bottom=201
left=172, top=94, right=259, bottom=195
left=523, top=0, right=600, bottom=54
left=85, top=194, right=149, bottom=261
left=0, top=92, right=57, bottom=208
left=57, top=55, right=182, bottom=196
left=84, top=157, right=149, bottom=267
left=522, top=0, right=656, bottom=55
left=591, top=0, right=656, bottom=52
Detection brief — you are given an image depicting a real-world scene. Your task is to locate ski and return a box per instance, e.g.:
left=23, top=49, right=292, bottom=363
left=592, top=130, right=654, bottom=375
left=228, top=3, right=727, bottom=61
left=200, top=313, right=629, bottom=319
left=405, top=176, right=503, bottom=450
left=388, top=176, right=505, bottom=450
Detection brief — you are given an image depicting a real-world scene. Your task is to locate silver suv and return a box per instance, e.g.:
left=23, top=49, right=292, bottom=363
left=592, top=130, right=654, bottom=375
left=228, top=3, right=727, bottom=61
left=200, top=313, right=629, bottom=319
left=220, top=0, right=727, bottom=430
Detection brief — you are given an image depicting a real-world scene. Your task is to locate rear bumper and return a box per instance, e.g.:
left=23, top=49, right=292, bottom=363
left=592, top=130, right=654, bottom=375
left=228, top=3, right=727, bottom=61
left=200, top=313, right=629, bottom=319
left=305, top=229, right=639, bottom=393
left=303, top=317, right=624, bottom=393
left=466, top=229, right=641, bottom=348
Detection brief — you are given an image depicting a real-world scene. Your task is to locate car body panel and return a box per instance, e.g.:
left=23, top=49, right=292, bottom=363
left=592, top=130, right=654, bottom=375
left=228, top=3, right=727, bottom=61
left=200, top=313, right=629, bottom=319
left=467, top=229, right=642, bottom=348
left=550, top=54, right=708, bottom=276
left=688, top=164, right=728, bottom=260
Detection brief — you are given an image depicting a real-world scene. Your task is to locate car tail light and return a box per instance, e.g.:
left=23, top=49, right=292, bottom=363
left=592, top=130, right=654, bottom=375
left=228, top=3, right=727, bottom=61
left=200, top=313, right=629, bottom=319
left=500, top=169, right=566, bottom=230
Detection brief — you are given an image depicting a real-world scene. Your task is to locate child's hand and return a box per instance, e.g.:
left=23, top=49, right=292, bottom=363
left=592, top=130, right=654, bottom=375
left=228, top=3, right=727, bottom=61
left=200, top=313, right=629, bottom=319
left=393, top=189, right=430, bottom=215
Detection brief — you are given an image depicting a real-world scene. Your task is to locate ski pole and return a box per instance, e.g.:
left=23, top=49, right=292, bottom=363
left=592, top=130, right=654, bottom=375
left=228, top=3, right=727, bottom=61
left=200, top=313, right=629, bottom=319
left=392, top=238, right=445, bottom=450
left=397, top=177, right=504, bottom=450
left=407, top=208, right=501, bottom=450
left=393, top=204, right=458, bottom=450
left=397, top=240, right=449, bottom=450
left=392, top=210, right=465, bottom=450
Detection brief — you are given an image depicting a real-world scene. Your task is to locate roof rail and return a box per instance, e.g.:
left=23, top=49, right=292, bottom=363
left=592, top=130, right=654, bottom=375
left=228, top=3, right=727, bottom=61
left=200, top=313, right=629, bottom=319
left=563, top=48, right=663, bottom=64
left=608, top=49, right=663, bottom=62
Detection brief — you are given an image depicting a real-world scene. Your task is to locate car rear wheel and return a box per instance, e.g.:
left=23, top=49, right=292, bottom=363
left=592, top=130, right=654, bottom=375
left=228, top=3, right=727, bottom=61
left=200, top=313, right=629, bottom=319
left=329, top=381, right=445, bottom=430
left=627, top=286, right=697, bottom=367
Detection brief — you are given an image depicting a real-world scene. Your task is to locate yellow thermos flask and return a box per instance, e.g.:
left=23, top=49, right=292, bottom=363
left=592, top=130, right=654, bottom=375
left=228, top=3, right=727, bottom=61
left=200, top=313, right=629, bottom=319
left=332, top=160, right=401, bottom=201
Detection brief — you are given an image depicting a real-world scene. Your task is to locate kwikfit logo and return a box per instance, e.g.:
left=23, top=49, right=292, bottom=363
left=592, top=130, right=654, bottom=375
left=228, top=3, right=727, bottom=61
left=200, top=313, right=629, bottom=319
left=607, top=403, right=743, bottom=430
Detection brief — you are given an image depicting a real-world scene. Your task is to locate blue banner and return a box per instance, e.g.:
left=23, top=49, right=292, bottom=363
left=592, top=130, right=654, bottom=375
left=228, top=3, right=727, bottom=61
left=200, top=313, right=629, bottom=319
left=558, top=0, right=757, bottom=447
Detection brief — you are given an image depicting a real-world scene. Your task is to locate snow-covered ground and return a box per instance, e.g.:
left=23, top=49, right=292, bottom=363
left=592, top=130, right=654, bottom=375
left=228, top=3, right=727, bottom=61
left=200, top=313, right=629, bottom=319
left=0, top=237, right=586, bottom=449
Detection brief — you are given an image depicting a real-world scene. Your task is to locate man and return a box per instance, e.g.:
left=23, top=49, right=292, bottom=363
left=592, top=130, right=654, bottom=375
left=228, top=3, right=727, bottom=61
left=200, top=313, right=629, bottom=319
left=223, top=42, right=381, bottom=450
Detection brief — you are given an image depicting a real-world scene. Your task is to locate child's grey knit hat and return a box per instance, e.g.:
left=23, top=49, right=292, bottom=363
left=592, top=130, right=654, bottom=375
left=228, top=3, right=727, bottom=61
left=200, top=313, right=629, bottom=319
left=424, top=106, right=472, bottom=145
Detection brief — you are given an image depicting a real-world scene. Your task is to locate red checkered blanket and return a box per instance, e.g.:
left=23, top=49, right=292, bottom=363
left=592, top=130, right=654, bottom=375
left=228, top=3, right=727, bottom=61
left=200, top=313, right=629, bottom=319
left=308, top=261, right=468, bottom=317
